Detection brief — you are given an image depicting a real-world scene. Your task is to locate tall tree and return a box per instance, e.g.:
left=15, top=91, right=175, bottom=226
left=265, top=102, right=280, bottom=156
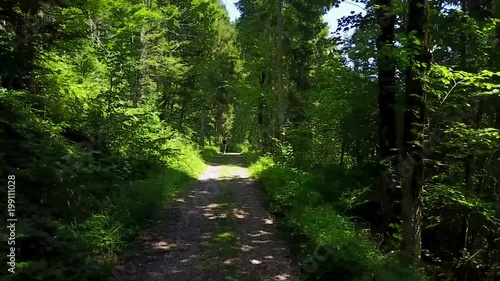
left=375, top=0, right=398, bottom=229
left=400, top=0, right=431, bottom=262
left=277, top=0, right=285, bottom=128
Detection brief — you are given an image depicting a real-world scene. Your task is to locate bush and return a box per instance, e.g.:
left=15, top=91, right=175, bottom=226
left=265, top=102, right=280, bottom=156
left=248, top=156, right=422, bottom=281
left=0, top=89, right=208, bottom=281
left=201, top=145, right=221, bottom=162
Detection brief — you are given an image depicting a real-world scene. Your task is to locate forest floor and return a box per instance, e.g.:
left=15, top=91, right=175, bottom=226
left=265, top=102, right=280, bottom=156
left=112, top=153, right=301, bottom=281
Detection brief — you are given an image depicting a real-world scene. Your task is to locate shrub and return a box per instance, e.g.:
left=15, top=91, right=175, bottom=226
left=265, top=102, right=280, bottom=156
left=0, top=89, right=208, bottom=281
left=248, top=156, right=422, bottom=281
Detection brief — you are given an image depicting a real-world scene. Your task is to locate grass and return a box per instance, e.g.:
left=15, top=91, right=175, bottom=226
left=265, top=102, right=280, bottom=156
left=201, top=145, right=221, bottom=163
left=4, top=140, right=210, bottom=281
left=212, top=230, right=238, bottom=259
left=247, top=155, right=423, bottom=281
left=1, top=87, right=220, bottom=281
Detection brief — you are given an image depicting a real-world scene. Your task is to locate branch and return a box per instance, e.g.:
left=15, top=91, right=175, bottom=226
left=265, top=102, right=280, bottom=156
left=440, top=78, right=468, bottom=104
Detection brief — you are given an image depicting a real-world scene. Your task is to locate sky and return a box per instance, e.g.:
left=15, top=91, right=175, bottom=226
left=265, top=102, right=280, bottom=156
left=220, top=0, right=366, bottom=36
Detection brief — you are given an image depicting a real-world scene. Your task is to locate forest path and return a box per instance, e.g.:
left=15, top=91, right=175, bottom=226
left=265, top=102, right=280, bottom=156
left=113, top=153, right=301, bottom=281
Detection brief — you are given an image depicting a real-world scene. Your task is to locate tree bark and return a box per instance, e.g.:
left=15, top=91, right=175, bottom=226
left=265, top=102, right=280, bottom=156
left=400, top=0, right=431, bottom=262
left=494, top=0, right=500, bottom=130
left=200, top=104, right=207, bottom=147
left=340, top=136, right=347, bottom=167
left=276, top=0, right=285, bottom=128
left=375, top=0, right=398, bottom=228
left=134, top=26, right=147, bottom=107
left=178, top=94, right=186, bottom=129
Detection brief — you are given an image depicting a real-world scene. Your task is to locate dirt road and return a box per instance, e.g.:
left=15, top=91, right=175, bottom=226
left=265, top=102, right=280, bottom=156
left=112, top=153, right=301, bottom=281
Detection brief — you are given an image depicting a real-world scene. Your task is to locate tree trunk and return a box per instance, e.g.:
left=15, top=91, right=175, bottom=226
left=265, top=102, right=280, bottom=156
left=200, top=105, right=207, bottom=147
left=456, top=213, right=470, bottom=252
left=215, top=106, right=222, bottom=139
left=375, top=0, right=398, bottom=228
left=178, top=94, right=186, bottom=129
left=258, top=72, right=268, bottom=153
left=276, top=0, right=285, bottom=128
left=134, top=27, right=147, bottom=107
left=340, top=136, right=347, bottom=167
left=400, top=0, right=431, bottom=262
left=494, top=1, right=500, bottom=130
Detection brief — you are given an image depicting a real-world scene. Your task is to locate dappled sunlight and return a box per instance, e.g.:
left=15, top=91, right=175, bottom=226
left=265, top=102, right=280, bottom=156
left=250, top=239, right=272, bottom=244
left=199, top=202, right=233, bottom=220
left=198, top=177, right=220, bottom=182
left=248, top=230, right=272, bottom=237
left=152, top=241, right=176, bottom=250
left=120, top=155, right=300, bottom=281
left=275, top=274, right=292, bottom=280
left=204, top=213, right=228, bottom=220
left=250, top=259, right=262, bottom=265
left=232, top=207, right=250, bottom=219
left=180, top=254, right=199, bottom=264
left=193, top=190, right=215, bottom=196
left=223, top=258, right=239, bottom=265
left=263, top=218, right=274, bottom=224
left=203, top=203, right=222, bottom=210
left=240, top=244, right=254, bottom=252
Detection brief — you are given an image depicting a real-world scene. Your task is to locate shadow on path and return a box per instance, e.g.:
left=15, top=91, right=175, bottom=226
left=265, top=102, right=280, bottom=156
left=202, top=153, right=248, bottom=167
left=112, top=154, right=301, bottom=281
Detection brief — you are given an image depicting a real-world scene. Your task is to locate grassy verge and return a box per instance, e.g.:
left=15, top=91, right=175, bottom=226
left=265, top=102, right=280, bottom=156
left=240, top=149, right=261, bottom=166
left=247, top=156, right=423, bottom=281
left=1, top=86, right=219, bottom=281
left=201, top=145, right=221, bottom=163
left=4, top=141, right=209, bottom=281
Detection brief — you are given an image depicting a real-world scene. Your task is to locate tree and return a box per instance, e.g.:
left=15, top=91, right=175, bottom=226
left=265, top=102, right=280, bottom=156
left=375, top=0, right=399, bottom=230
left=400, top=0, right=431, bottom=262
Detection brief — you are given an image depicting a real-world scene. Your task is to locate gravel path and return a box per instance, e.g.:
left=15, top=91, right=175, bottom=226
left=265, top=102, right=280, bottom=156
left=111, top=153, right=301, bottom=281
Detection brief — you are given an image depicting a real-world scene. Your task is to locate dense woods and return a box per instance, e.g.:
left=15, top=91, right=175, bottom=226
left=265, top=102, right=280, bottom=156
left=1, top=0, right=500, bottom=280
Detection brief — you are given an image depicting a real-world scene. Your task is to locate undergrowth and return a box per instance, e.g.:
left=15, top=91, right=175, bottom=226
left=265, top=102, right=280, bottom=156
left=248, top=156, right=423, bottom=281
left=0, top=90, right=210, bottom=281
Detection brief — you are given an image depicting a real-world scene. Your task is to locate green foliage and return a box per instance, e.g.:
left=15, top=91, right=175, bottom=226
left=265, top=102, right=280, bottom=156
left=0, top=0, right=235, bottom=279
left=248, top=156, right=422, bottom=281
left=2, top=0, right=500, bottom=280
left=201, top=145, right=221, bottom=162
left=0, top=87, right=207, bottom=280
